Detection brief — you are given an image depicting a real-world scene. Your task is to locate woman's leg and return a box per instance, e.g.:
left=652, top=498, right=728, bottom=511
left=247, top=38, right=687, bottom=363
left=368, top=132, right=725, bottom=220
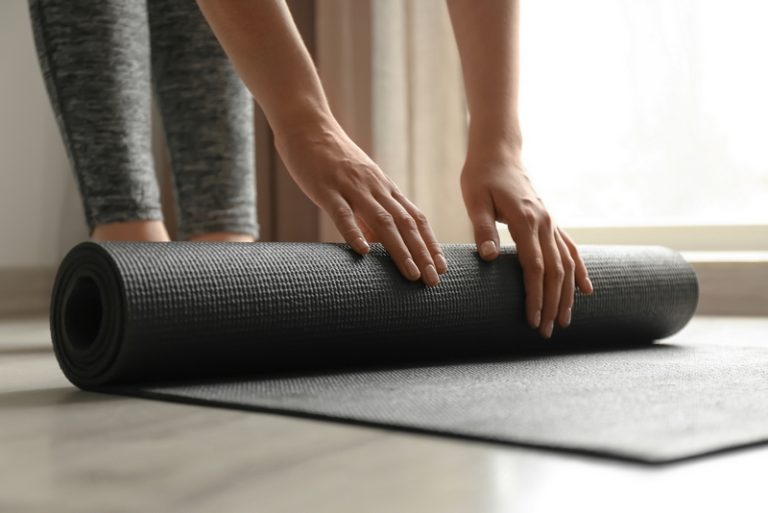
left=28, top=0, right=169, bottom=241
left=148, top=0, right=257, bottom=242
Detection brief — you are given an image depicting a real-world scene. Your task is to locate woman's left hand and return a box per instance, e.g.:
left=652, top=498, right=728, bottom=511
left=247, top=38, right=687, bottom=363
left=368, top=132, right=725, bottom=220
left=460, top=149, right=593, bottom=339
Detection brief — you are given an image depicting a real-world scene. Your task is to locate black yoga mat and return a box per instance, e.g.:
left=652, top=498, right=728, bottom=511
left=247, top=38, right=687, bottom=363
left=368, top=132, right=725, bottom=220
left=48, top=241, right=744, bottom=463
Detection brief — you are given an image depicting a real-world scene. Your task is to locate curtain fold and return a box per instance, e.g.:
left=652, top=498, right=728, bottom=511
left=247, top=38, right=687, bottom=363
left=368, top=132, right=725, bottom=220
left=317, top=0, right=472, bottom=243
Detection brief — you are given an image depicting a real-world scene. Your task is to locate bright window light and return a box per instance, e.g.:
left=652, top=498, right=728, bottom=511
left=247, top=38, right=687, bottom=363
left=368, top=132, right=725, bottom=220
left=518, top=0, right=768, bottom=227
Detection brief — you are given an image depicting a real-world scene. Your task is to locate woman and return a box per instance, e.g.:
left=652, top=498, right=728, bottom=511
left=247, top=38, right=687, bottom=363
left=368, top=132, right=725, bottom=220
left=29, top=0, right=592, bottom=338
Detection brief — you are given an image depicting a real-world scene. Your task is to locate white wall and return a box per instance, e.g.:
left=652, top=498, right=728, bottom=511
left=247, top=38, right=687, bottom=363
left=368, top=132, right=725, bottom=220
left=0, top=0, right=87, bottom=268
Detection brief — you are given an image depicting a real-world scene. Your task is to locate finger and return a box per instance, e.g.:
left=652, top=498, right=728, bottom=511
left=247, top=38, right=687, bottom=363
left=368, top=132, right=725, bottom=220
left=510, top=226, right=544, bottom=330
left=464, top=194, right=500, bottom=261
left=355, top=215, right=377, bottom=242
left=538, top=224, right=564, bottom=339
left=377, top=193, right=440, bottom=286
left=353, top=197, right=423, bottom=283
left=394, top=192, right=448, bottom=274
left=325, top=195, right=370, bottom=255
left=559, top=228, right=593, bottom=294
left=555, top=230, right=575, bottom=328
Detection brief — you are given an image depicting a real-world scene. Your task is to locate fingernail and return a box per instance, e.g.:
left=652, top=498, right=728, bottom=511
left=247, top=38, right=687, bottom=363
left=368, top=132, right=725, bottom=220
left=543, top=321, right=554, bottom=339
left=405, top=258, right=421, bottom=280
left=564, top=308, right=572, bottom=327
left=353, top=237, right=369, bottom=253
left=435, top=254, right=448, bottom=274
left=424, top=264, right=440, bottom=286
left=586, top=278, right=594, bottom=293
left=532, top=310, right=541, bottom=329
left=479, top=240, right=497, bottom=260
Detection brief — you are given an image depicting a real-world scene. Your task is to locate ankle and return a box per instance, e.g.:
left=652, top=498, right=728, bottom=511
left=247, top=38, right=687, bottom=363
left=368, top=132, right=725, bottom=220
left=91, top=220, right=171, bottom=242
left=187, top=232, right=256, bottom=242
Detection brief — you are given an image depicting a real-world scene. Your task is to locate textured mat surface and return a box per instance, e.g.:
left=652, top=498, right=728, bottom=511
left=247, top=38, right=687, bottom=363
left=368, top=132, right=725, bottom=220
left=50, top=241, right=719, bottom=462
left=134, top=343, right=768, bottom=463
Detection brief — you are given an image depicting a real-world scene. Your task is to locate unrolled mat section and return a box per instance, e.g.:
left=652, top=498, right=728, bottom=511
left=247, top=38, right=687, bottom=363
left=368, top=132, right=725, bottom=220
left=49, top=241, right=750, bottom=463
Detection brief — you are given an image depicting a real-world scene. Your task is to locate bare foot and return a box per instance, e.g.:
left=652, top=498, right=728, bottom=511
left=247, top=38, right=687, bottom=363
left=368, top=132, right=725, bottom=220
left=188, top=232, right=256, bottom=242
left=91, top=220, right=171, bottom=242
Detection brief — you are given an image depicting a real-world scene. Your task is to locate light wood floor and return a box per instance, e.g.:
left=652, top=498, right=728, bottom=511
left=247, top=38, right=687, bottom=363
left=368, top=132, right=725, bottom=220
left=2, top=316, right=768, bottom=513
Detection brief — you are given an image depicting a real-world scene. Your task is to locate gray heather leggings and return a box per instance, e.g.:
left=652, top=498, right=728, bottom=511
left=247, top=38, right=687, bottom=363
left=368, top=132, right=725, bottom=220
left=29, top=0, right=257, bottom=240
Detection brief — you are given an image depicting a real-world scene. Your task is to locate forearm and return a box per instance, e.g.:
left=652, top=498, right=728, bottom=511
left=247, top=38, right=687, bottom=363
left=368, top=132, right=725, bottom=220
left=450, top=1, right=590, bottom=336
left=196, top=0, right=336, bottom=139
left=447, top=0, right=522, bottom=157
left=200, top=1, right=446, bottom=286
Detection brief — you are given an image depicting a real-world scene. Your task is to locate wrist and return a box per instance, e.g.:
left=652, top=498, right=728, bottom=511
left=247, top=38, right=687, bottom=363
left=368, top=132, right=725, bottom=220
left=269, top=97, right=341, bottom=147
left=272, top=108, right=355, bottom=171
left=466, top=117, right=523, bottom=164
left=465, top=134, right=523, bottom=170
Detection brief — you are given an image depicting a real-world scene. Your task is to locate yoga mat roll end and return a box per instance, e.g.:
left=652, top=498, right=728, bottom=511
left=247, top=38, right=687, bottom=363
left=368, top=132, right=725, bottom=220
left=50, top=242, right=126, bottom=387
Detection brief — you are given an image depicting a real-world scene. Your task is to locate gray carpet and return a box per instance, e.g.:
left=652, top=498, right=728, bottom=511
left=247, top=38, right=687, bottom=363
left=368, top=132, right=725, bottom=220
left=48, top=241, right=750, bottom=463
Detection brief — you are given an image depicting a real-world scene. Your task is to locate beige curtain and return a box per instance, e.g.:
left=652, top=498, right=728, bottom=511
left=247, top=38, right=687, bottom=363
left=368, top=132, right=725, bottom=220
left=316, top=0, right=472, bottom=243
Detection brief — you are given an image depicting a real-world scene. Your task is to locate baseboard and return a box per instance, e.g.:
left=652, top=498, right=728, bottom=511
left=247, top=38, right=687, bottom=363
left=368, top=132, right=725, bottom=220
left=0, top=257, right=765, bottom=318
left=0, top=267, right=56, bottom=318
left=686, top=254, right=768, bottom=316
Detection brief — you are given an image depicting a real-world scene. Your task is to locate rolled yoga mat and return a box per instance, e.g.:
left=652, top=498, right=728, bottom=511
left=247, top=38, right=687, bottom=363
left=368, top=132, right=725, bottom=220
left=52, top=241, right=761, bottom=463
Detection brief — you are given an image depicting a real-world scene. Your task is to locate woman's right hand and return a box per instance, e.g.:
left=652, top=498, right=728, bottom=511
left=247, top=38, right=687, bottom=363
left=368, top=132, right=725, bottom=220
left=274, top=117, right=448, bottom=287
left=196, top=0, right=445, bottom=286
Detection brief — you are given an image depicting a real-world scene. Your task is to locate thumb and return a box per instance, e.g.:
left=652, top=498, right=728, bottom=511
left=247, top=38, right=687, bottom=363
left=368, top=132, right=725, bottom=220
left=465, top=196, right=500, bottom=261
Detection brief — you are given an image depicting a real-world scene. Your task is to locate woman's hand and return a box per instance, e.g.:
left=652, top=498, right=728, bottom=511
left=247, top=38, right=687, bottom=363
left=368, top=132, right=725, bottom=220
left=275, top=117, right=447, bottom=287
left=195, top=2, right=443, bottom=286
left=460, top=149, right=593, bottom=338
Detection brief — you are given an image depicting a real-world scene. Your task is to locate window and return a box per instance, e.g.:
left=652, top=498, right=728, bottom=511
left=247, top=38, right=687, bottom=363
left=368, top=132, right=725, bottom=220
left=518, top=0, right=768, bottom=233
